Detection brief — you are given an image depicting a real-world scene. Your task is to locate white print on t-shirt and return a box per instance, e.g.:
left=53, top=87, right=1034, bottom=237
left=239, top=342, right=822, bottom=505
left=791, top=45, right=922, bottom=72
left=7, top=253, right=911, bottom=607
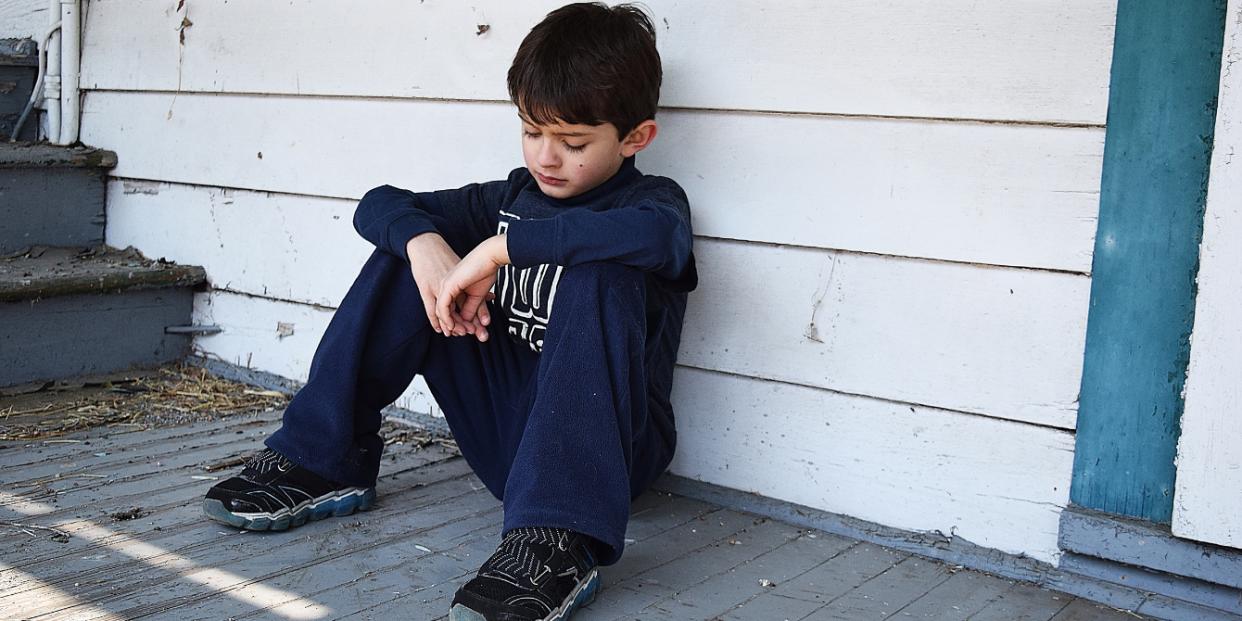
left=495, top=211, right=562, bottom=353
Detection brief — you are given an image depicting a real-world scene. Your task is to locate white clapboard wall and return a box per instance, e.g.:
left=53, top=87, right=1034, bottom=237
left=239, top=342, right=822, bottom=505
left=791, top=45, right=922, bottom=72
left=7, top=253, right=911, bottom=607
left=1173, top=0, right=1242, bottom=549
left=0, top=0, right=46, bottom=39
left=82, top=0, right=1116, bottom=563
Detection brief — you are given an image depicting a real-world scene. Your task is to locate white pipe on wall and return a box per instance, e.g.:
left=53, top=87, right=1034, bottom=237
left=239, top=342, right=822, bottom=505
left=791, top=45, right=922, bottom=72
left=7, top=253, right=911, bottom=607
left=44, top=0, right=61, bottom=143
left=57, top=0, right=80, bottom=145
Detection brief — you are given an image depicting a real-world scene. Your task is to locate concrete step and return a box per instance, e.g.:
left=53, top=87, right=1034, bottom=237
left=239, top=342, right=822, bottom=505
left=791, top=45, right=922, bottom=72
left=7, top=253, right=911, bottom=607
left=0, top=142, right=118, bottom=254
left=0, top=245, right=208, bottom=388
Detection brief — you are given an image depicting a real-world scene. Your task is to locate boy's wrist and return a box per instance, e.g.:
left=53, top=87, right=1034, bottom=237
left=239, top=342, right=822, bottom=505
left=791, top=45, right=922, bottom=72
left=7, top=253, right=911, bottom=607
left=405, top=231, right=444, bottom=256
left=490, top=234, right=511, bottom=266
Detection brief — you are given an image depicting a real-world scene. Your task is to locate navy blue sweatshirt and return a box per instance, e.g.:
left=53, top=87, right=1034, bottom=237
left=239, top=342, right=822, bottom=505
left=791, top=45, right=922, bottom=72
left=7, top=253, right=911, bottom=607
left=352, top=158, right=697, bottom=423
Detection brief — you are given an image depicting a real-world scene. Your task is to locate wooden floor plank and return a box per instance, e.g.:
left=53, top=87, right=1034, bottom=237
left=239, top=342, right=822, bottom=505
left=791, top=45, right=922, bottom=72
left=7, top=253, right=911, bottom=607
left=123, top=504, right=503, bottom=619
left=0, top=444, right=459, bottom=583
left=238, top=523, right=496, bottom=621
left=338, top=486, right=739, bottom=621
left=581, top=515, right=804, bottom=619
left=0, top=413, right=273, bottom=471
left=0, top=419, right=1150, bottom=621
left=967, top=580, right=1075, bottom=621
left=890, top=569, right=1016, bottom=620
left=599, top=508, right=743, bottom=587
left=0, top=420, right=281, bottom=512
left=635, top=530, right=857, bottom=620
left=3, top=417, right=278, bottom=487
left=802, top=555, right=955, bottom=620
left=718, top=591, right=826, bottom=621
left=623, top=490, right=717, bottom=542
left=1049, top=598, right=1150, bottom=620
left=6, top=459, right=479, bottom=617
left=771, top=541, right=908, bottom=605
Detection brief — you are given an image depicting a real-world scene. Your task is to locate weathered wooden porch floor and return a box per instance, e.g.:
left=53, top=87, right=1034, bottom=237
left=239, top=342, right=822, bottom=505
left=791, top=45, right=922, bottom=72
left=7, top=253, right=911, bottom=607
left=1, top=410, right=1144, bottom=620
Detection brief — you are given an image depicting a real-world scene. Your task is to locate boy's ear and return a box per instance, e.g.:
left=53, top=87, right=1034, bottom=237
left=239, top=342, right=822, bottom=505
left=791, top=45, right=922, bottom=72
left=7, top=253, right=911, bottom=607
left=620, top=120, right=658, bottom=157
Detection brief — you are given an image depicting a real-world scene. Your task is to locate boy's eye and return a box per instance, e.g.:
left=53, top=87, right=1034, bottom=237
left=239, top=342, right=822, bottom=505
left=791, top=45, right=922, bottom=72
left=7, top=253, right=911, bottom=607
left=524, top=131, right=541, bottom=139
left=564, top=142, right=586, bottom=152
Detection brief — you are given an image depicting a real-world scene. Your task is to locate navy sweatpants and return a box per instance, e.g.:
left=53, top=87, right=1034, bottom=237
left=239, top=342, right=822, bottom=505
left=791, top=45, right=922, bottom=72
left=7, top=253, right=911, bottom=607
left=265, top=248, right=675, bottom=564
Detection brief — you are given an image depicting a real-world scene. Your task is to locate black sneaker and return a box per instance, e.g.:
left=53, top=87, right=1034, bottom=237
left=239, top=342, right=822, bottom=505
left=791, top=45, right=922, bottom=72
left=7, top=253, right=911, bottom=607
left=202, top=448, right=375, bottom=531
left=449, top=527, right=600, bottom=621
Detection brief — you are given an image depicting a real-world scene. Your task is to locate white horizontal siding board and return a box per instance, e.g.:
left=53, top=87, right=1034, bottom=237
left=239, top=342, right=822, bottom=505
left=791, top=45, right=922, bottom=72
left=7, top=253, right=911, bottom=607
left=191, top=291, right=439, bottom=417
left=668, top=367, right=1074, bottom=563
left=79, top=0, right=1116, bottom=124
left=106, top=180, right=1087, bottom=428
left=105, top=179, right=370, bottom=308
left=649, top=111, right=1103, bottom=273
left=81, top=92, right=526, bottom=200
left=679, top=241, right=1090, bottom=429
left=0, top=0, right=47, bottom=39
left=1172, top=0, right=1242, bottom=549
left=82, top=92, right=1100, bottom=272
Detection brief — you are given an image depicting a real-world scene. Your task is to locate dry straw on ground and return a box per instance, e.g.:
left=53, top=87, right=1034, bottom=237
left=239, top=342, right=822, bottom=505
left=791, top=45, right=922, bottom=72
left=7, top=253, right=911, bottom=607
left=0, top=364, right=288, bottom=441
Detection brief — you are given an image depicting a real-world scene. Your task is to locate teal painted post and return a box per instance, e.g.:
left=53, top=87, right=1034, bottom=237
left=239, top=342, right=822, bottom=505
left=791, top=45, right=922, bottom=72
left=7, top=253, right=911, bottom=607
left=1071, top=0, right=1227, bottom=523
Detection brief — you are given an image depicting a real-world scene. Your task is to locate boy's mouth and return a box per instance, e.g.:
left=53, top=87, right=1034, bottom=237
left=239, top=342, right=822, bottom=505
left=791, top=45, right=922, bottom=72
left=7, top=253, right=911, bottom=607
left=535, top=172, right=567, bottom=187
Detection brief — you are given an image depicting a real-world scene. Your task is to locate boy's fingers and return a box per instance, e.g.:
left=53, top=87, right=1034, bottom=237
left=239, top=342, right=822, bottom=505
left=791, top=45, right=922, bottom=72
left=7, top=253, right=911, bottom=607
left=448, top=306, right=475, bottom=338
left=421, top=293, right=442, bottom=334
left=436, top=284, right=457, bottom=332
left=459, top=295, right=484, bottom=323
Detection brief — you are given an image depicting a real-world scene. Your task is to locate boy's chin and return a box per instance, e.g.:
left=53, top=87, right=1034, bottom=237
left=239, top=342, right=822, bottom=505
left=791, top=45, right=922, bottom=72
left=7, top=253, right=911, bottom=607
left=536, top=180, right=579, bottom=199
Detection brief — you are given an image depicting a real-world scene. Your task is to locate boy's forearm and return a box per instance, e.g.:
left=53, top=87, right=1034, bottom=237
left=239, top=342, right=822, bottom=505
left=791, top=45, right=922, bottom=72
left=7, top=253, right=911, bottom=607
left=488, top=233, right=511, bottom=266
left=406, top=232, right=510, bottom=267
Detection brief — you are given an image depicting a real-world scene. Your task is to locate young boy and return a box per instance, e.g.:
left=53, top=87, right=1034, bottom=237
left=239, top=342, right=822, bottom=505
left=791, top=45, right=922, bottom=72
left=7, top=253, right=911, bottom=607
left=203, top=3, right=696, bottom=619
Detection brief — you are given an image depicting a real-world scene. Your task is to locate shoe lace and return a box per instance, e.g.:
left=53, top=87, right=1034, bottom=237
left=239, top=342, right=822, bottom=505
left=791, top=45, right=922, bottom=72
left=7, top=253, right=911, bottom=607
left=244, top=449, right=293, bottom=475
left=483, top=527, right=566, bottom=586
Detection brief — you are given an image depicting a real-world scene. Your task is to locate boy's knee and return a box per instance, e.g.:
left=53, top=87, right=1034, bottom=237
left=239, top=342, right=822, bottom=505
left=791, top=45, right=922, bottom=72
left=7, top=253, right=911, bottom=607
left=549, top=263, right=646, bottom=330
left=558, top=262, right=643, bottom=294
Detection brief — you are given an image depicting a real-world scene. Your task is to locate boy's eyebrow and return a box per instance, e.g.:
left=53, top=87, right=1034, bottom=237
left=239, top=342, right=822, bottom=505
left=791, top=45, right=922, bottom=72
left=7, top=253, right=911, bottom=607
left=518, top=116, right=594, bottom=138
left=521, top=124, right=592, bottom=138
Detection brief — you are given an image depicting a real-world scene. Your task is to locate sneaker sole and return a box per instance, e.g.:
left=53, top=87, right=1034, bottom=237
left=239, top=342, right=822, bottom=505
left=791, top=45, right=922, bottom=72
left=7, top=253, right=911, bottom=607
left=448, top=568, right=599, bottom=621
left=202, top=487, right=376, bottom=531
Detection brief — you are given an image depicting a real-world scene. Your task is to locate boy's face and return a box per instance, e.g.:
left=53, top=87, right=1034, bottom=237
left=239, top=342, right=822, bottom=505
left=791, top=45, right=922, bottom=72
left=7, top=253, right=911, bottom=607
left=519, top=114, right=656, bottom=199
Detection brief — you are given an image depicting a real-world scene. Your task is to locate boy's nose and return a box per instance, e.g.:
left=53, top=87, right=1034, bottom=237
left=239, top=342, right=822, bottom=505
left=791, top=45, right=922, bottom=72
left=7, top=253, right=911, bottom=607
left=537, top=142, right=560, bottom=168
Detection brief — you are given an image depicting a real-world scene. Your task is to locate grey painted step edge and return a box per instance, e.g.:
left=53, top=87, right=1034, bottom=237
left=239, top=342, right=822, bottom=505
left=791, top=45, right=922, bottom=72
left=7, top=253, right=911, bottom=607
left=0, top=254, right=206, bottom=302
left=0, top=39, right=38, bottom=66
left=1059, top=505, right=1242, bottom=591
left=0, top=143, right=118, bottom=169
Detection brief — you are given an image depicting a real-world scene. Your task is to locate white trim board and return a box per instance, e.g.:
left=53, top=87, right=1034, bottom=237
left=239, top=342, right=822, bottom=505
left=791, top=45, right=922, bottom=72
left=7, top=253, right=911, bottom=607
left=1173, top=0, right=1242, bottom=549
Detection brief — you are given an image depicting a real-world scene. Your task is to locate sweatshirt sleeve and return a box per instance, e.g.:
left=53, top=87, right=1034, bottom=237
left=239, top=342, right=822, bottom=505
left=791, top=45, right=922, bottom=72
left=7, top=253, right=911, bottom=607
left=352, top=172, right=515, bottom=262
left=504, top=177, right=694, bottom=283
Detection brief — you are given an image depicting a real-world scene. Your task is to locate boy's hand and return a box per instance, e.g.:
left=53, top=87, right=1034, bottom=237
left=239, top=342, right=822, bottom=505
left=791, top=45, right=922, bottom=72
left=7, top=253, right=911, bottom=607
left=405, top=233, right=491, bottom=341
left=436, top=234, right=510, bottom=336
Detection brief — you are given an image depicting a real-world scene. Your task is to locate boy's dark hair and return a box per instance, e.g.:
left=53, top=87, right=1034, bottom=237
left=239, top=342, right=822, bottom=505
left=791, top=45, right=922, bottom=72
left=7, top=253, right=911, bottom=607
left=508, top=2, right=662, bottom=139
